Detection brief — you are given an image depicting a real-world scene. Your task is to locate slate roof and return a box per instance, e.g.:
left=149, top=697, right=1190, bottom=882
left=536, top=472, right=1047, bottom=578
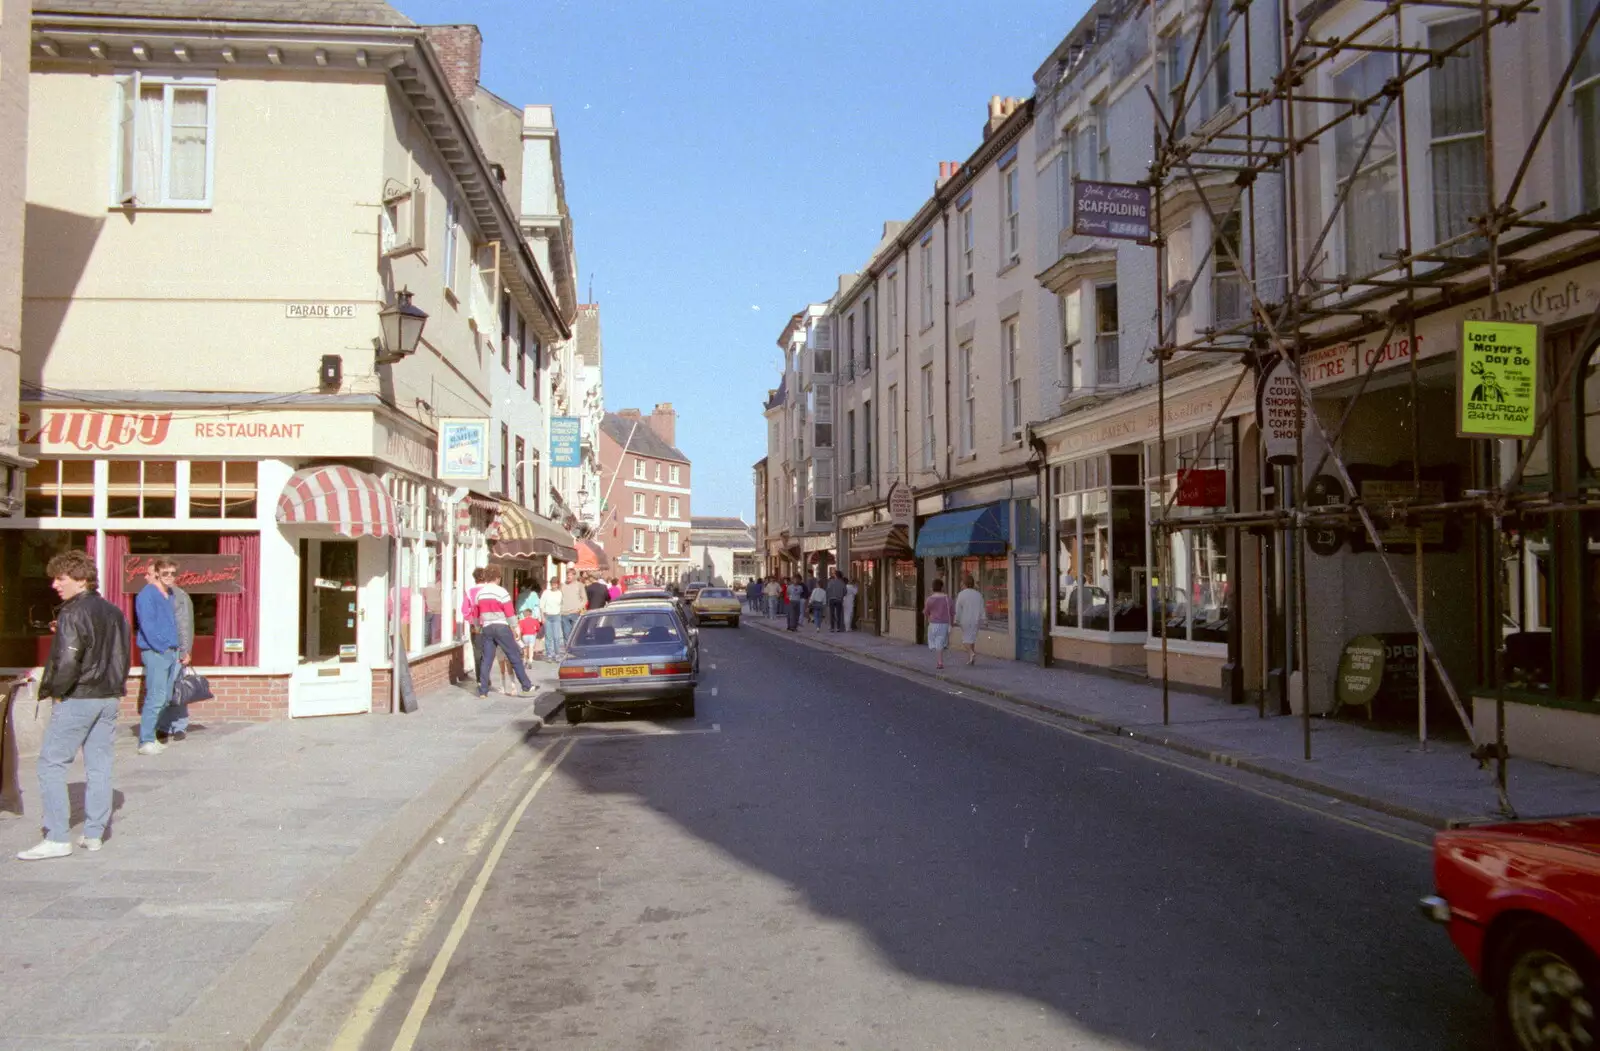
left=764, top=375, right=787, bottom=410
left=601, top=413, right=688, bottom=464
left=32, top=0, right=415, bottom=25
left=691, top=516, right=750, bottom=532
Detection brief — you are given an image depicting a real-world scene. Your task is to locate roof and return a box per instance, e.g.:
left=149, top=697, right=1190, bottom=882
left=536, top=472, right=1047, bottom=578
left=601, top=413, right=688, bottom=464
left=765, top=375, right=787, bottom=411
left=691, top=516, right=750, bottom=532
left=33, top=0, right=415, bottom=24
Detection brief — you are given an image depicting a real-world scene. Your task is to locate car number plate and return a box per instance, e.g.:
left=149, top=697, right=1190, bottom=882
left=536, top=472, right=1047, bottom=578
left=602, top=665, right=649, bottom=678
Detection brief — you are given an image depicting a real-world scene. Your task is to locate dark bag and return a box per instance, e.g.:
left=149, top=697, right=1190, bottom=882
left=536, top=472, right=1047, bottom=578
left=174, top=667, right=214, bottom=704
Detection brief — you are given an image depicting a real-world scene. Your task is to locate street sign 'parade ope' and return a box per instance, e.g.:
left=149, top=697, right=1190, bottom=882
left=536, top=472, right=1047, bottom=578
left=1458, top=320, right=1539, bottom=438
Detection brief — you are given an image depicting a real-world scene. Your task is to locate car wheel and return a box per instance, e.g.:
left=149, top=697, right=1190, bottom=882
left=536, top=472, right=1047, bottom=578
left=677, top=690, right=696, bottom=718
left=564, top=702, right=585, bottom=725
left=732, top=618, right=741, bottom=628
left=1494, top=918, right=1600, bottom=1051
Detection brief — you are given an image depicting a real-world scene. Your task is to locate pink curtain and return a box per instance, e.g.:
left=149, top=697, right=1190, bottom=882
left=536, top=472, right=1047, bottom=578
left=214, top=533, right=260, bottom=666
left=100, top=533, right=133, bottom=626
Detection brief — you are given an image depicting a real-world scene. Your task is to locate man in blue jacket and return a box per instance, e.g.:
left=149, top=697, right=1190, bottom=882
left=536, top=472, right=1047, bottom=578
left=134, top=558, right=181, bottom=756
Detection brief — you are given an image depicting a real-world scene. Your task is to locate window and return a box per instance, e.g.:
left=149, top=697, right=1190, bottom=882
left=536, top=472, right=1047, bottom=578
left=1213, top=214, right=1247, bottom=325
left=633, top=492, right=645, bottom=515
left=1579, top=0, right=1600, bottom=211
left=1096, top=284, right=1120, bottom=385
left=864, top=399, right=875, bottom=486
left=814, top=499, right=833, bottom=523
left=670, top=465, right=681, bottom=484
left=957, top=555, right=1011, bottom=627
left=500, top=292, right=512, bottom=372
left=890, top=559, right=918, bottom=608
left=1428, top=19, right=1488, bottom=254
left=959, top=204, right=975, bottom=299
left=1166, top=222, right=1195, bottom=332
left=632, top=528, right=645, bottom=553
left=634, top=458, right=646, bottom=479
left=500, top=424, right=509, bottom=497
left=886, top=274, right=900, bottom=355
left=670, top=497, right=680, bottom=518
left=1052, top=453, right=1147, bottom=633
left=655, top=463, right=663, bottom=482
left=114, top=74, right=214, bottom=207
left=443, top=198, right=461, bottom=293
left=514, top=436, right=526, bottom=507
left=919, top=239, right=935, bottom=328
left=1002, top=164, right=1021, bottom=265
left=1206, top=3, right=1232, bottom=120
left=189, top=461, right=258, bottom=519
left=921, top=364, right=937, bottom=469
left=1060, top=290, right=1083, bottom=396
left=529, top=336, right=542, bottom=403
left=958, top=341, right=975, bottom=457
left=862, top=298, right=874, bottom=372
left=1158, top=32, right=1190, bottom=140
left=1146, top=428, right=1235, bottom=644
left=1092, top=99, right=1110, bottom=180
left=1003, top=317, right=1022, bottom=440
left=1334, top=49, right=1401, bottom=279
left=516, top=313, right=528, bottom=387
left=108, top=460, right=177, bottom=518
left=845, top=313, right=856, bottom=381
left=812, top=321, right=834, bottom=375
left=0, top=530, right=94, bottom=665
left=1060, top=132, right=1080, bottom=233
left=887, top=384, right=900, bottom=475
left=814, top=420, right=833, bottom=448
left=24, top=460, right=93, bottom=518
left=655, top=495, right=663, bottom=517
left=668, top=530, right=680, bottom=555
left=846, top=409, right=858, bottom=487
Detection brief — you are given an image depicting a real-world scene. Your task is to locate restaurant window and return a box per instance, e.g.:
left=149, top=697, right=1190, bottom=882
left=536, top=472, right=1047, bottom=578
left=1052, top=452, right=1147, bottom=632
left=1145, top=428, right=1234, bottom=645
left=890, top=558, right=918, bottom=608
left=116, top=531, right=259, bottom=667
left=956, top=555, right=1010, bottom=627
left=23, top=459, right=94, bottom=518
left=189, top=461, right=258, bottom=519
left=0, top=530, right=93, bottom=666
left=108, top=460, right=177, bottom=518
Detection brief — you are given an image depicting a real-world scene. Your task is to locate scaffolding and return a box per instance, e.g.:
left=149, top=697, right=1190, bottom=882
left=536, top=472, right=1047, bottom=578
left=1142, top=0, right=1600, bottom=815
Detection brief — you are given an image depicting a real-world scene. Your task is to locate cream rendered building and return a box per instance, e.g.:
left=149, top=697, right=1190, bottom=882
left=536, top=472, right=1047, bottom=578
left=0, top=0, right=29, bottom=493
left=15, top=0, right=569, bottom=719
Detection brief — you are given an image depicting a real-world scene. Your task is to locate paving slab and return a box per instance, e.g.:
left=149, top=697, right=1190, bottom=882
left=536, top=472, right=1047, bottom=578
left=749, top=616, right=1600, bottom=827
left=0, top=661, right=564, bottom=1051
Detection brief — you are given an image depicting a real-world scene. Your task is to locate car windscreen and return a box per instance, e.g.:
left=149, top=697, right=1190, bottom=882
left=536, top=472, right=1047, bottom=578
left=701, top=589, right=734, bottom=599
left=573, top=610, right=682, bottom=646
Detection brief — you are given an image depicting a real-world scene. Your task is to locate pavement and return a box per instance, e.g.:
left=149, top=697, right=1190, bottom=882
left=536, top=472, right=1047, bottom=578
left=746, top=612, right=1600, bottom=829
left=0, top=660, right=563, bottom=1051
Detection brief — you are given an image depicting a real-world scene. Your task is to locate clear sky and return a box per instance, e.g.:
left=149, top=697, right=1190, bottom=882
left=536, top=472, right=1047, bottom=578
left=398, top=0, right=1089, bottom=522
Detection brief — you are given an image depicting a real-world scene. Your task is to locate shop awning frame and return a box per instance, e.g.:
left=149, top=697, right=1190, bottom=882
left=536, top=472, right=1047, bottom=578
left=914, top=503, right=1008, bottom=558
left=275, top=464, right=398, bottom=539
left=849, top=523, right=913, bottom=561
left=491, top=502, right=578, bottom=562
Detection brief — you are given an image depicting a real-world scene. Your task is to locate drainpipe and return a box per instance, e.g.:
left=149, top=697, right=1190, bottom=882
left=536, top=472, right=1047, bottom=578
left=1028, top=424, right=1053, bottom=668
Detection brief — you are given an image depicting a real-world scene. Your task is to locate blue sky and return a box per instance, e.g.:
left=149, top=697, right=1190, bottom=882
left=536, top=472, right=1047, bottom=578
left=399, top=0, right=1088, bottom=521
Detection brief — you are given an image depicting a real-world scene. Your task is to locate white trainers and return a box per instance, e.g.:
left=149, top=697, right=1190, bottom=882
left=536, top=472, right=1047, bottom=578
left=77, top=837, right=102, bottom=852
left=136, top=741, right=165, bottom=756
left=16, top=840, right=73, bottom=861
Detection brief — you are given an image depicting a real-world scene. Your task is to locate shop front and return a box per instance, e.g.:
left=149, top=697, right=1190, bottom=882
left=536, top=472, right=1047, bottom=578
left=914, top=500, right=1013, bottom=660
left=844, top=520, right=912, bottom=636
left=489, top=500, right=578, bottom=602
left=8, top=401, right=470, bottom=720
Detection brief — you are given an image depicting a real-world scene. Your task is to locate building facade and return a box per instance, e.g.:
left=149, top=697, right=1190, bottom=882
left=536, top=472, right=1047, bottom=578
left=0, top=0, right=29, bottom=497
left=596, top=405, right=691, bottom=583
left=16, top=0, right=571, bottom=719
left=686, top=516, right=758, bottom=587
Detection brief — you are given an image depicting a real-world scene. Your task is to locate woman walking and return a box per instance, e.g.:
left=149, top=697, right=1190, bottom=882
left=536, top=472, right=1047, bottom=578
left=807, top=578, right=828, bottom=632
left=954, top=573, right=985, bottom=666
left=924, top=577, right=953, bottom=670
left=843, top=575, right=858, bottom=632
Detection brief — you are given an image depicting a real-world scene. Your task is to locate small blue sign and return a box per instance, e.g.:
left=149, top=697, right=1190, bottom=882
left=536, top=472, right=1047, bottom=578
left=550, top=416, right=582, bottom=468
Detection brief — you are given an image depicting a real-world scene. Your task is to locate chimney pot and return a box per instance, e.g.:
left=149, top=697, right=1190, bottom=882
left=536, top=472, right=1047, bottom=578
left=424, top=24, right=483, bottom=103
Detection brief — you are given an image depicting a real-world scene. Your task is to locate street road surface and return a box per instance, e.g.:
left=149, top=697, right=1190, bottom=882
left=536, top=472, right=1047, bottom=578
left=291, top=626, right=1490, bottom=1051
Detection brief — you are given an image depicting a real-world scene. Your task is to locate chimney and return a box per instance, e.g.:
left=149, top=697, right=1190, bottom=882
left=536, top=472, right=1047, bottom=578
left=424, top=25, right=482, bottom=103
left=937, top=160, right=961, bottom=186
left=647, top=402, right=677, bottom=446
left=617, top=407, right=642, bottom=418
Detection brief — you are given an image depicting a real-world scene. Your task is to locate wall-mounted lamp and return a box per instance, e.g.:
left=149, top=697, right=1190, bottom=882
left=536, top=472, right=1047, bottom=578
left=376, top=287, right=427, bottom=365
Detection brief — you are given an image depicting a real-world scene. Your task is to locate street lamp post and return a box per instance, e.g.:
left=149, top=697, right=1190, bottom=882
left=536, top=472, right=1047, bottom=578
left=376, top=288, right=427, bottom=714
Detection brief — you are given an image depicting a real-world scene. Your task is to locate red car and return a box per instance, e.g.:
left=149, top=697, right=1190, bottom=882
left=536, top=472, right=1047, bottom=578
left=1422, top=817, right=1600, bottom=1050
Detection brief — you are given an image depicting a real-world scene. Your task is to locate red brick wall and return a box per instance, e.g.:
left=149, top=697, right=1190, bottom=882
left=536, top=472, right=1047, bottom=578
left=119, top=675, right=289, bottom=723
left=370, top=645, right=465, bottom=712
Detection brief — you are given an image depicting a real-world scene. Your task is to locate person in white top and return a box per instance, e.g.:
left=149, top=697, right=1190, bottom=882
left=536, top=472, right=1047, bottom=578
left=953, top=574, right=986, bottom=666
left=843, top=576, right=859, bottom=632
left=540, top=578, right=566, bottom=660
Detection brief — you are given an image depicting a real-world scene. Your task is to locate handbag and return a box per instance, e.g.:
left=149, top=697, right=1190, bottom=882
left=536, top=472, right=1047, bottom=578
left=173, top=667, right=214, bottom=704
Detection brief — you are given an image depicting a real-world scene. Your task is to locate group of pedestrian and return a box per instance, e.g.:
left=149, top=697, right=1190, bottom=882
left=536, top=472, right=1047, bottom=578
left=460, top=568, right=623, bottom=699
left=754, top=570, right=858, bottom=634
left=132, top=557, right=197, bottom=754
left=923, top=573, right=986, bottom=670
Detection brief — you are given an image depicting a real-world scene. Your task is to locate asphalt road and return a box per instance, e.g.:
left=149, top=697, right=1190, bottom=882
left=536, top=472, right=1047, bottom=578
left=402, top=625, right=1491, bottom=1051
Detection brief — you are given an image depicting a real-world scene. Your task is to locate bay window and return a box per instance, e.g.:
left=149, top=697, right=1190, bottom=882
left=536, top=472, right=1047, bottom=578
left=1052, top=452, right=1147, bottom=632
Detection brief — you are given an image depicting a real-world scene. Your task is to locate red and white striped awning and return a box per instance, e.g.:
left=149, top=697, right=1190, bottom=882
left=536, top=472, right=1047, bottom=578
left=276, top=465, right=398, bottom=538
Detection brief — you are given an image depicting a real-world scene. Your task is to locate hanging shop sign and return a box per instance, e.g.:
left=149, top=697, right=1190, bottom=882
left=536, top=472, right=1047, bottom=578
left=119, top=553, right=244, bottom=595
left=1256, top=358, right=1305, bottom=465
left=1175, top=468, right=1227, bottom=508
left=437, top=418, right=491, bottom=481
left=1071, top=180, right=1152, bottom=241
left=888, top=481, right=914, bottom=527
left=1305, top=474, right=1347, bottom=557
left=550, top=417, right=582, bottom=468
left=1458, top=320, right=1540, bottom=439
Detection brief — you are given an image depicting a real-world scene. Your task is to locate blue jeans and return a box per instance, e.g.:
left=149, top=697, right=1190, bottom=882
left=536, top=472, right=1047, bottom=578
left=477, top=623, right=532, bottom=695
left=562, top=613, right=580, bottom=645
left=39, top=697, right=120, bottom=842
left=543, top=614, right=565, bottom=660
left=811, top=603, right=826, bottom=628
left=138, top=649, right=181, bottom=745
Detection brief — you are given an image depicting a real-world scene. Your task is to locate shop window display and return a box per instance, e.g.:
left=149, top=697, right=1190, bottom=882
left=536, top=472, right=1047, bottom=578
left=1052, top=452, right=1147, bottom=632
left=956, top=555, right=1010, bottom=625
left=890, top=559, right=918, bottom=608
left=0, top=530, right=93, bottom=666
left=1146, top=429, right=1234, bottom=645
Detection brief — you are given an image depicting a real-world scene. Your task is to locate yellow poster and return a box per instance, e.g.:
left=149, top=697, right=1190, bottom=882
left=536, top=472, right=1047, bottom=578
left=1459, top=321, right=1539, bottom=438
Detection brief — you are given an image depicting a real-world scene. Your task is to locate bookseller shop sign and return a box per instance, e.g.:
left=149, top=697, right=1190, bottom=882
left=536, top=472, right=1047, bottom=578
left=1071, top=181, right=1152, bottom=241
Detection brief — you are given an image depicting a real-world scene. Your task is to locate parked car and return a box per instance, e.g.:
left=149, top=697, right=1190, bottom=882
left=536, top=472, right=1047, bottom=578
left=1420, top=815, right=1600, bottom=1050
left=608, top=588, right=700, bottom=635
left=692, top=586, right=741, bottom=627
left=557, top=603, right=699, bottom=724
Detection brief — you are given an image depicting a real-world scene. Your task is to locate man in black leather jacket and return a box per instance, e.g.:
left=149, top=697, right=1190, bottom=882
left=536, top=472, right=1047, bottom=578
left=17, top=550, right=131, bottom=861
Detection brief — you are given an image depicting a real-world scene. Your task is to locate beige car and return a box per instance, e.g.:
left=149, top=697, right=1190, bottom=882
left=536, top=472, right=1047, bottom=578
left=691, top=586, right=741, bottom=627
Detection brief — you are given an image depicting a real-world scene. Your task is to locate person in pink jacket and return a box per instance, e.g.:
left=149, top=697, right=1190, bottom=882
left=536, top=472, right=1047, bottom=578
left=923, top=578, right=953, bottom=670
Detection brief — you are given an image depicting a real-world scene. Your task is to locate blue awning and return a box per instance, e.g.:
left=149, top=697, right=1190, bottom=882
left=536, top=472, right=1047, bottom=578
left=915, top=502, right=1009, bottom=558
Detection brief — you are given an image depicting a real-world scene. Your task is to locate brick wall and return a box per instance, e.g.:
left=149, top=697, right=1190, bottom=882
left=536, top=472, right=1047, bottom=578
left=423, top=25, right=482, bottom=103
left=370, top=644, right=466, bottom=712
left=118, top=674, right=290, bottom=723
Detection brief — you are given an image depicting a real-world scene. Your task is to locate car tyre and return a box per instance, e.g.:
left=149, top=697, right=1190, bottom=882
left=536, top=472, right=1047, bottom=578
left=732, top=617, right=741, bottom=629
left=1493, top=918, right=1600, bottom=1051
left=676, top=690, right=696, bottom=719
left=564, top=702, right=585, bottom=725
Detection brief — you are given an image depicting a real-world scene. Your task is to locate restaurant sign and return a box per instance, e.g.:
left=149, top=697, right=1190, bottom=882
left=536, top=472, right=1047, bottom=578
left=119, top=554, right=245, bottom=595
left=1071, top=180, right=1152, bottom=241
left=20, top=407, right=375, bottom=457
